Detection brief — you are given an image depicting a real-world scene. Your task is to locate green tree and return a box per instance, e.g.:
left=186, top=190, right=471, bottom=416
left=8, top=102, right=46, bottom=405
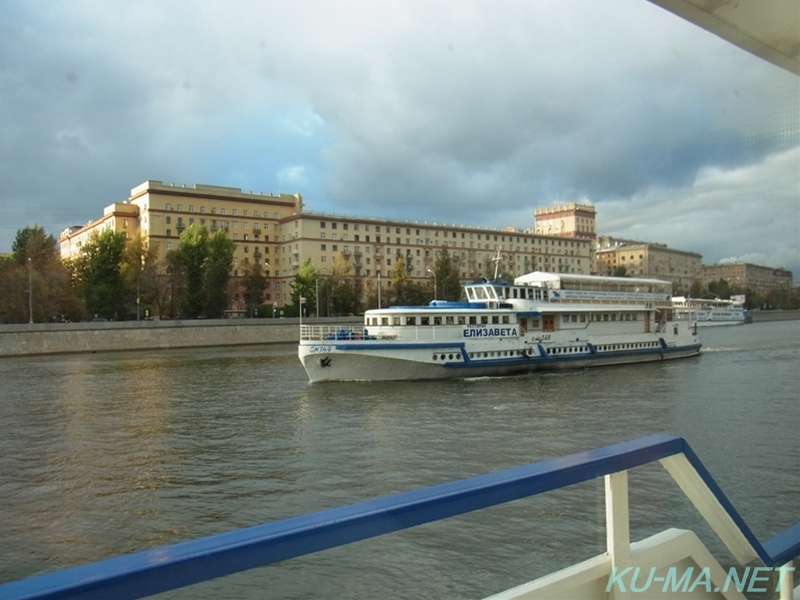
left=74, top=229, right=128, bottom=320
left=242, top=262, right=268, bottom=317
left=3, top=225, right=82, bottom=323
left=12, top=225, right=60, bottom=269
left=167, top=225, right=235, bottom=318
left=121, top=233, right=158, bottom=319
left=390, top=258, right=427, bottom=306
left=614, top=265, right=629, bottom=277
left=204, top=230, right=235, bottom=318
left=172, top=224, right=210, bottom=318
left=433, top=246, right=462, bottom=301
left=689, top=279, right=704, bottom=298
left=708, top=278, right=731, bottom=299
left=290, top=259, right=317, bottom=317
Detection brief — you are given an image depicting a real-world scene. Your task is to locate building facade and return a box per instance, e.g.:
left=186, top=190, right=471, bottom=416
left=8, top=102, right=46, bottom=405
left=60, top=182, right=595, bottom=311
left=594, top=237, right=702, bottom=289
left=701, top=263, right=794, bottom=294
left=534, top=203, right=596, bottom=239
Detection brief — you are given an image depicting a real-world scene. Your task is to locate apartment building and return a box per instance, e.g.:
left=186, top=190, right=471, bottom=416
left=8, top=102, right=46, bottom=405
left=701, top=263, right=794, bottom=294
left=594, top=237, right=702, bottom=289
left=60, top=182, right=595, bottom=309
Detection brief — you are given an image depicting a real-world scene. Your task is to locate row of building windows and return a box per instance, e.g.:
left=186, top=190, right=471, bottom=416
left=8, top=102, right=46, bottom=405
left=164, top=203, right=282, bottom=220
left=318, top=221, right=585, bottom=247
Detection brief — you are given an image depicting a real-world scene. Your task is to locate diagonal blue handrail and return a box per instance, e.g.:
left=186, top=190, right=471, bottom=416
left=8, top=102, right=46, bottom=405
left=0, top=434, right=796, bottom=600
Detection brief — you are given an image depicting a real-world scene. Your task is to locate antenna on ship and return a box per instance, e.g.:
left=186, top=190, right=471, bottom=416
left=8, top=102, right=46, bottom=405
left=492, top=249, right=502, bottom=280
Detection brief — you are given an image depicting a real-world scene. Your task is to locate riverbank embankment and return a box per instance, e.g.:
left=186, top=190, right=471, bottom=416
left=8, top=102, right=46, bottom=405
left=1, top=311, right=797, bottom=357
left=748, top=310, right=800, bottom=323
left=0, top=318, right=362, bottom=357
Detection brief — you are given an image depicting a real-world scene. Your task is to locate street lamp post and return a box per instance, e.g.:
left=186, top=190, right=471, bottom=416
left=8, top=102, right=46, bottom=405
left=427, top=268, right=437, bottom=301
left=28, top=257, right=33, bottom=324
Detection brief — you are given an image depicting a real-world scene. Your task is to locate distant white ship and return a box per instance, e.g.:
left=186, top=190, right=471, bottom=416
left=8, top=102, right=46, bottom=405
left=298, top=272, right=701, bottom=382
left=671, top=295, right=747, bottom=327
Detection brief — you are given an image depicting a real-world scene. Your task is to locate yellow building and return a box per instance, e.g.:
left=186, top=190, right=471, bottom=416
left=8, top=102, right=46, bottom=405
left=701, top=263, right=793, bottom=294
left=534, top=203, right=596, bottom=239
left=595, top=237, right=702, bottom=289
left=60, top=181, right=595, bottom=310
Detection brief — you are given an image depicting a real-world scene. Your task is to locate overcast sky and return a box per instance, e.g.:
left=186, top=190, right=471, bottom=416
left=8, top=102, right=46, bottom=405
left=1, top=0, right=798, bottom=277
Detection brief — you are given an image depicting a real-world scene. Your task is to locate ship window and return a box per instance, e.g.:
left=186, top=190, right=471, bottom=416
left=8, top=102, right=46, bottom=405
left=580, top=315, right=586, bottom=322
left=481, top=316, right=489, bottom=324
left=406, top=316, right=417, bottom=326
left=492, top=316, right=499, bottom=324
left=469, top=316, right=477, bottom=325
left=421, top=316, right=430, bottom=325
left=446, top=316, right=454, bottom=325
left=571, top=315, right=577, bottom=323
left=393, top=317, right=402, bottom=326
left=531, top=319, right=540, bottom=328
left=381, top=317, right=389, bottom=326
left=434, top=316, right=442, bottom=325
left=563, top=315, right=570, bottom=323
left=502, top=315, right=509, bottom=324
left=458, top=316, right=466, bottom=325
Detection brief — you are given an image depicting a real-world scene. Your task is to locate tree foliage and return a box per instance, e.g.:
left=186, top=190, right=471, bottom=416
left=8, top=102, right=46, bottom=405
left=1, top=225, right=82, bottom=323
left=433, top=246, right=462, bottom=301
left=73, top=229, right=128, bottom=320
left=167, top=224, right=235, bottom=318
left=290, top=259, right=317, bottom=317
left=242, top=262, right=267, bottom=317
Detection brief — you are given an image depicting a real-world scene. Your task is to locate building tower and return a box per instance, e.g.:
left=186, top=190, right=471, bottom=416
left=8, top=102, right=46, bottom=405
left=534, top=203, right=596, bottom=239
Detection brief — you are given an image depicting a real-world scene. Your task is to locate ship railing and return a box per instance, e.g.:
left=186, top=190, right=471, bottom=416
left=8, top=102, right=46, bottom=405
left=300, top=325, right=373, bottom=341
left=1, top=435, right=797, bottom=600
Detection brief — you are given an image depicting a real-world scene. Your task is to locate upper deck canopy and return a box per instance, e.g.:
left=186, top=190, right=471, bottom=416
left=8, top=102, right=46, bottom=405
left=513, top=272, right=671, bottom=290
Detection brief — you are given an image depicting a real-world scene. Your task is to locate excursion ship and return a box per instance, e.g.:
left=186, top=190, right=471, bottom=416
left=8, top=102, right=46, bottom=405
left=298, top=272, right=701, bottom=382
left=671, top=296, right=747, bottom=326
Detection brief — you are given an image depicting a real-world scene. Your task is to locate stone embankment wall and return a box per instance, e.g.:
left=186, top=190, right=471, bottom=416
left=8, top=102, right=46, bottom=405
left=1, top=312, right=797, bottom=357
left=0, top=318, right=363, bottom=357
left=749, top=310, right=800, bottom=323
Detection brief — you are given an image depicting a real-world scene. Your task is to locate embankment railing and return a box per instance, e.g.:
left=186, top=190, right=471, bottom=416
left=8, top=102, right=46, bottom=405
left=1, top=434, right=797, bottom=599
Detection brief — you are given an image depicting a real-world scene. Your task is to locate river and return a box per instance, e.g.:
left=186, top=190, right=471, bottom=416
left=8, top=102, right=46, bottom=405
left=0, top=321, right=798, bottom=599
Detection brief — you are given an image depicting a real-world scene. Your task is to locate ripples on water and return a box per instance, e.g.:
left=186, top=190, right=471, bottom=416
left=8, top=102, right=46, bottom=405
left=0, top=322, right=798, bottom=599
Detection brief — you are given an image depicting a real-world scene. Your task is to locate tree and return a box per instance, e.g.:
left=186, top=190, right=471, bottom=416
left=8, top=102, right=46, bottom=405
left=290, top=259, right=317, bottom=317
left=689, top=279, right=704, bottom=298
left=204, top=230, right=235, bottom=318
left=614, top=266, right=629, bottom=277
left=390, top=258, right=427, bottom=306
left=2, top=226, right=82, bottom=323
left=433, top=246, right=462, bottom=301
left=121, top=233, right=158, bottom=319
left=167, top=224, right=235, bottom=318
left=73, top=229, right=128, bottom=320
left=708, top=278, right=731, bottom=299
left=242, top=262, right=267, bottom=317
left=12, top=225, right=59, bottom=269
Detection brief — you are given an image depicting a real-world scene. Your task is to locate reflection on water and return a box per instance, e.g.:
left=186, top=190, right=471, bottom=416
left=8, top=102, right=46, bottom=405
left=0, top=324, right=798, bottom=599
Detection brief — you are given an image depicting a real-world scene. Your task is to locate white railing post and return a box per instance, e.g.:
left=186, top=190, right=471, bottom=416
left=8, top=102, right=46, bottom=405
left=778, top=560, right=794, bottom=600
left=605, top=470, right=631, bottom=599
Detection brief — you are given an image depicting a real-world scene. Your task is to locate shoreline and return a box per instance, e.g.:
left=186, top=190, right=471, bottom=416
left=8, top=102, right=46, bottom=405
left=1, top=311, right=797, bottom=358
left=0, top=317, right=362, bottom=358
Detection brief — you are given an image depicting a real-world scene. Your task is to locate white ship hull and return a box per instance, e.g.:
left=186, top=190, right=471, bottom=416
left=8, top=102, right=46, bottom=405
left=299, top=272, right=702, bottom=383
left=299, top=335, right=701, bottom=382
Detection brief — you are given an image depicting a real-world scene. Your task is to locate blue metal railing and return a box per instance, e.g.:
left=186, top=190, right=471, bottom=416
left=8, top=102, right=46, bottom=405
left=1, top=434, right=797, bottom=600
